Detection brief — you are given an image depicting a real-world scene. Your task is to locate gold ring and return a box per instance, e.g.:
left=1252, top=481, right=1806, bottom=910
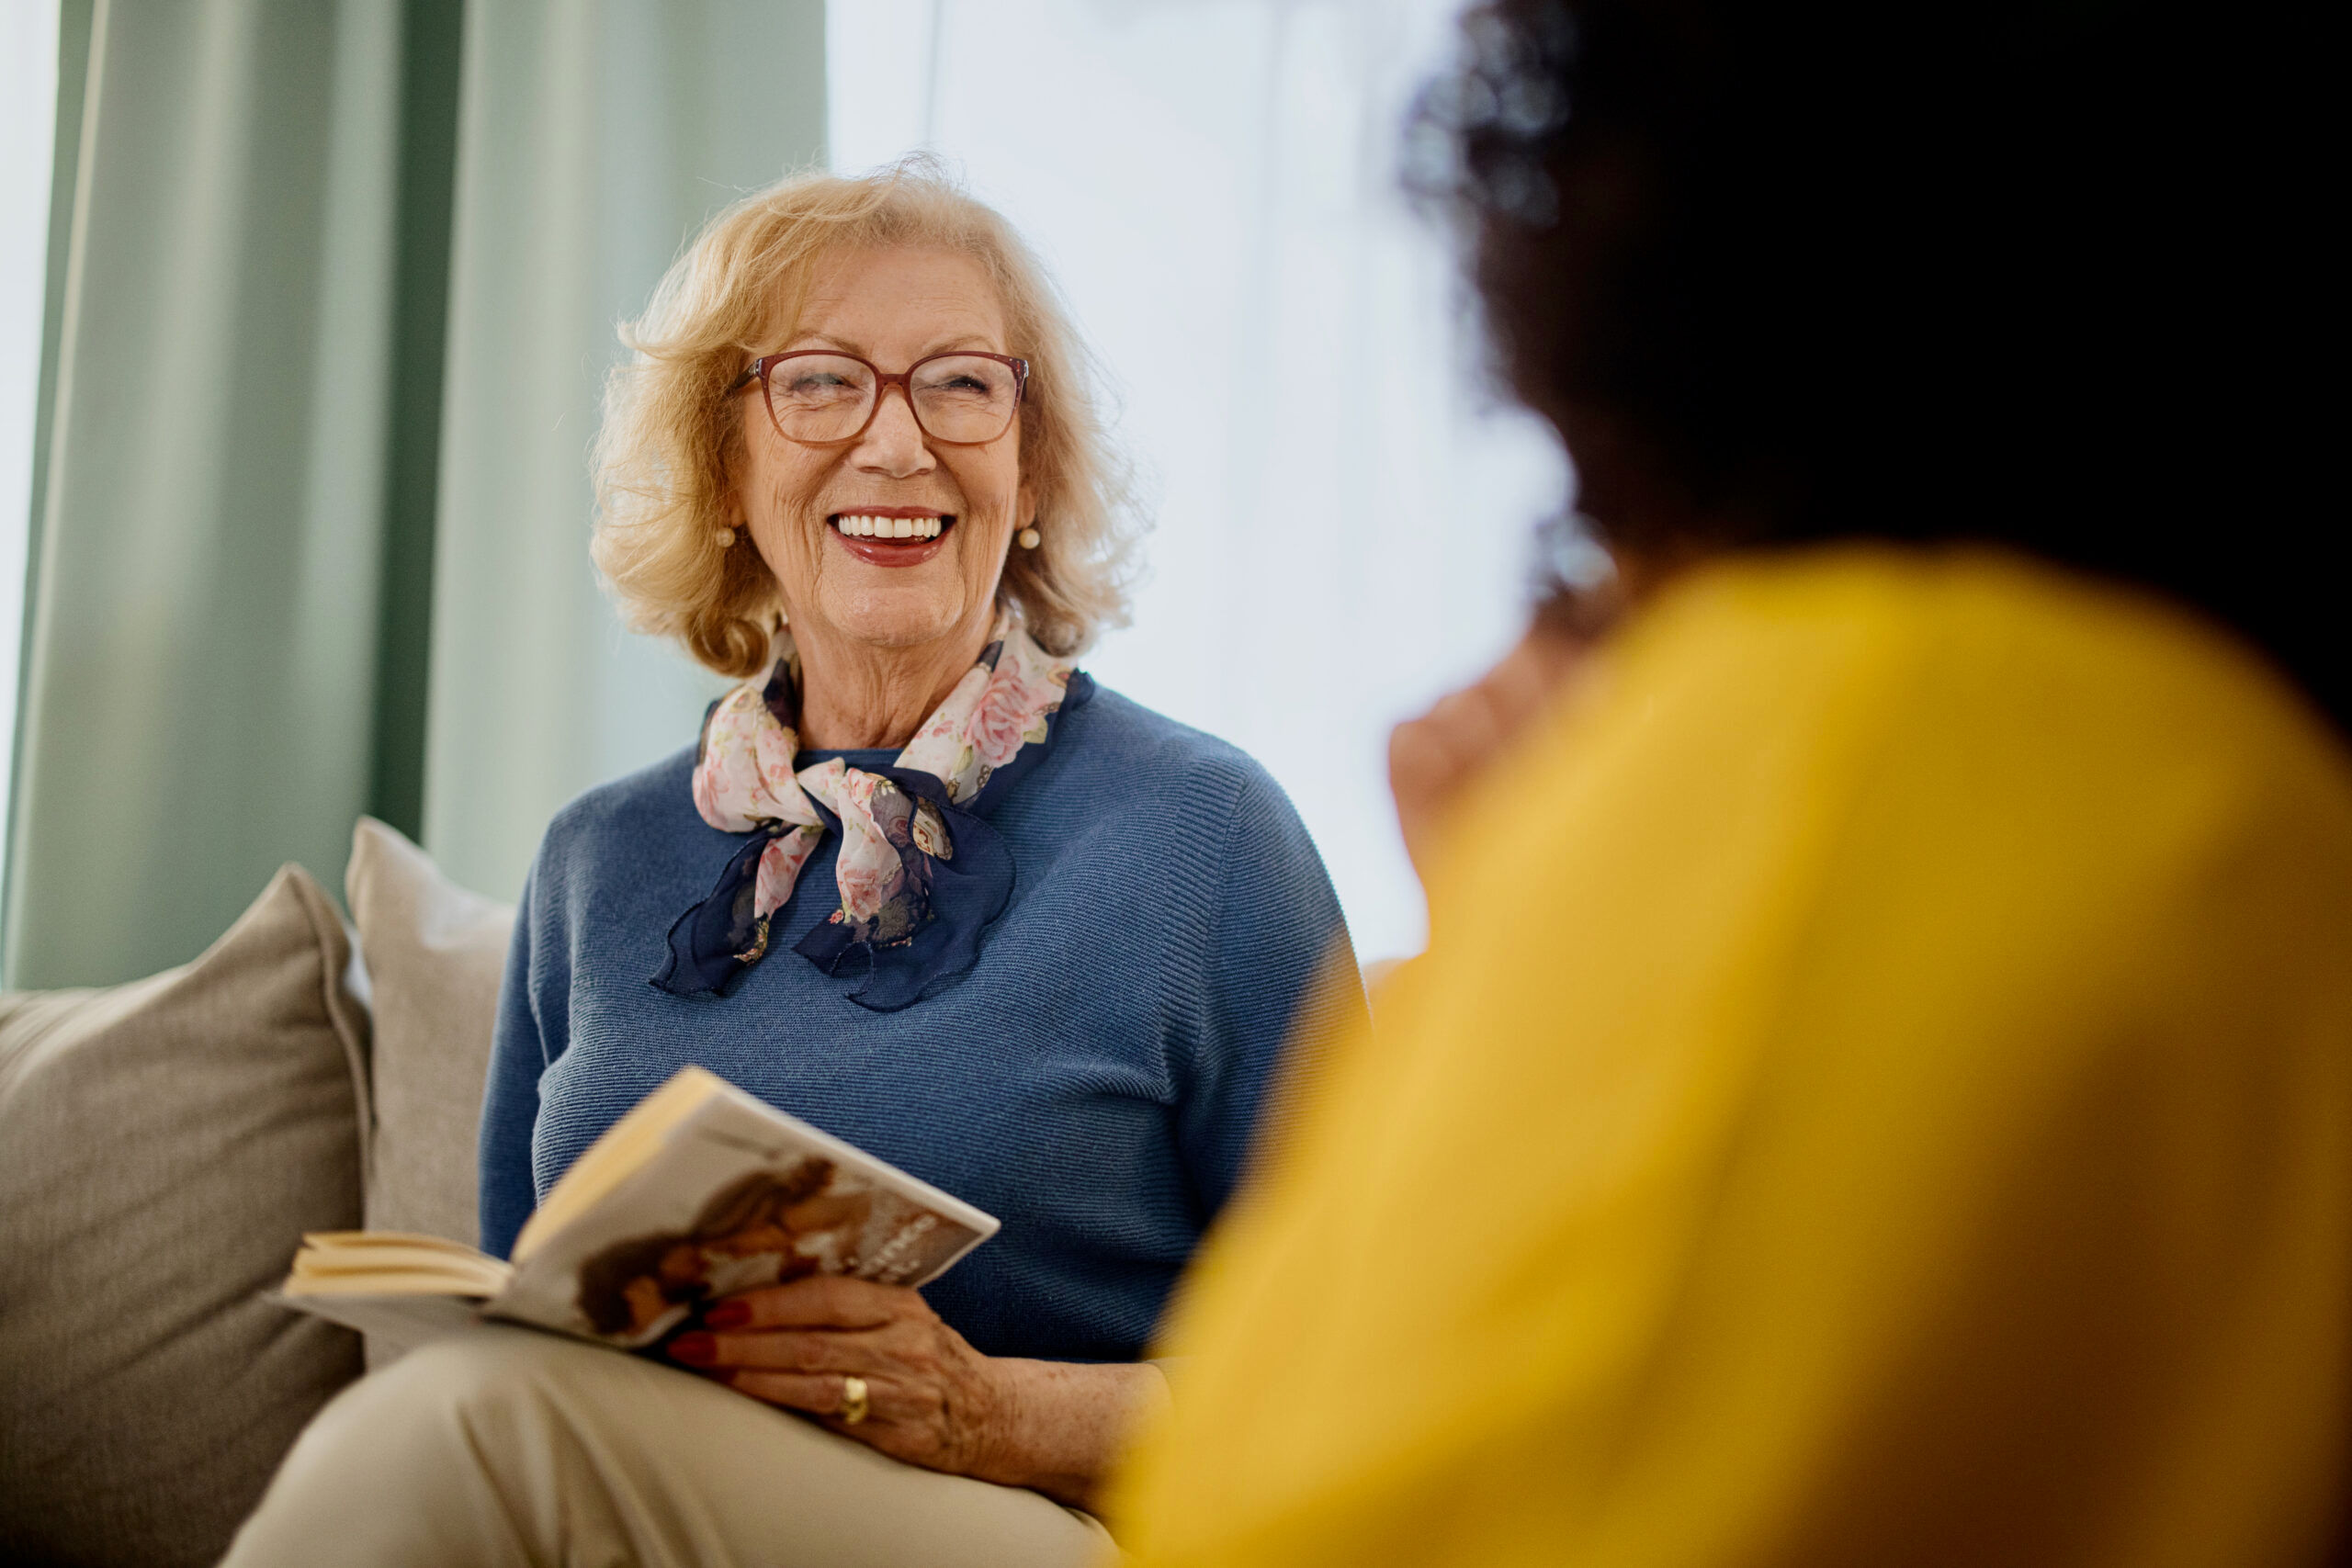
left=839, top=1375, right=870, bottom=1426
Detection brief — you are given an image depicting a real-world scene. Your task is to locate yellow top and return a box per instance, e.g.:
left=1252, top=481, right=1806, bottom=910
left=1110, top=548, right=2352, bottom=1568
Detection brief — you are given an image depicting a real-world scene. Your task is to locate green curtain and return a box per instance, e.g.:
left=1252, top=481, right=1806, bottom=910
left=5, top=0, right=424, bottom=988
left=4, top=0, right=826, bottom=987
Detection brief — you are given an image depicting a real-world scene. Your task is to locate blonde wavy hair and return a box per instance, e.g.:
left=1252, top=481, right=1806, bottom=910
left=592, top=160, right=1141, bottom=678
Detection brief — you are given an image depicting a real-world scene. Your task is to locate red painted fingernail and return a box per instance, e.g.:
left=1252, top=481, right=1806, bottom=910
left=705, top=1301, right=751, bottom=1329
left=668, top=1331, right=716, bottom=1365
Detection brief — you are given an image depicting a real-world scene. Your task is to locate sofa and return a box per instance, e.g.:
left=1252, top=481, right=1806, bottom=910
left=0, top=819, right=515, bottom=1568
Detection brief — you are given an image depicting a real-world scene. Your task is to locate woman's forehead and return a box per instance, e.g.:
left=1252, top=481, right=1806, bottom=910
left=781, top=244, right=1008, bottom=355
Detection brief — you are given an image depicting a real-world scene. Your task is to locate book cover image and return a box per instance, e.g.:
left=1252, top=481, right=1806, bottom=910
left=554, top=1150, right=971, bottom=1346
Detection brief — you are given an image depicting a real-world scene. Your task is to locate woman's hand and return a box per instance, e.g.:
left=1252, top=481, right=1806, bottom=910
left=1388, top=626, right=1591, bottom=887
left=663, top=1276, right=1168, bottom=1508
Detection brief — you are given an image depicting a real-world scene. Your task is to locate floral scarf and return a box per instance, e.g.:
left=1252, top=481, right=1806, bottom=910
left=653, top=615, right=1091, bottom=1010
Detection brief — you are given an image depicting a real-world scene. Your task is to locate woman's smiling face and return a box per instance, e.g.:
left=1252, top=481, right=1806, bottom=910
left=731, top=244, right=1032, bottom=658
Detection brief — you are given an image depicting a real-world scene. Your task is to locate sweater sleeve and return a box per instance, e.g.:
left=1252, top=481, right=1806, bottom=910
left=1174, top=762, right=1366, bottom=1221
left=476, top=861, right=563, bottom=1259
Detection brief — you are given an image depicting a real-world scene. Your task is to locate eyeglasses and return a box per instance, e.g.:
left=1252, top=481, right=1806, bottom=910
left=730, top=350, right=1031, bottom=447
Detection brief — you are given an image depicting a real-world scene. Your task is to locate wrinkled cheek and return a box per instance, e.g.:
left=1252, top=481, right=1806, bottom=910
left=956, top=523, right=1006, bottom=605
left=758, top=518, right=830, bottom=616
left=744, top=458, right=823, bottom=597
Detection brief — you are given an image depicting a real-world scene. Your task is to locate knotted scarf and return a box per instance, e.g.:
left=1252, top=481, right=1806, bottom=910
left=653, top=616, right=1091, bottom=1010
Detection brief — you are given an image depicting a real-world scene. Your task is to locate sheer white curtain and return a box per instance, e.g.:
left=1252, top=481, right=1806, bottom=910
left=0, top=0, right=60, bottom=894
left=829, top=0, right=1567, bottom=959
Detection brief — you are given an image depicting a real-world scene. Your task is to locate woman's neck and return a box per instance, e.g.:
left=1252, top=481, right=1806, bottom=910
left=792, top=619, right=993, bottom=750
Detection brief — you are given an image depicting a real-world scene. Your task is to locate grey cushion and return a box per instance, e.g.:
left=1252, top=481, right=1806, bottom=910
left=346, top=816, right=514, bottom=1247
left=0, top=865, right=371, bottom=1568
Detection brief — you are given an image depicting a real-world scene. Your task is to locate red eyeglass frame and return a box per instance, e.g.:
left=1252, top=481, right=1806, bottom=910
left=729, top=350, right=1033, bottom=447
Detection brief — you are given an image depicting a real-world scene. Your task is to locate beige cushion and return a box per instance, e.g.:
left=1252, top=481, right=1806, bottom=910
left=346, top=816, right=514, bottom=1247
left=0, top=865, right=371, bottom=1568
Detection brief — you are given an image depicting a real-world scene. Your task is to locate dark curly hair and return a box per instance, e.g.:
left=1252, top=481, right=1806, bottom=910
left=1409, top=0, right=2339, bottom=726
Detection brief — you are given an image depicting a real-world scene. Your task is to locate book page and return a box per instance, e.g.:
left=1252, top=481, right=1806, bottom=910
left=282, top=1232, right=514, bottom=1298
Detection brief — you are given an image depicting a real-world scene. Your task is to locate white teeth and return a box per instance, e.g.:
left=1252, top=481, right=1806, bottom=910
left=834, top=513, right=947, bottom=539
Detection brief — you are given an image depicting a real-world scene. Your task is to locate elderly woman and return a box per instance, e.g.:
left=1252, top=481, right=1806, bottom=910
left=225, top=165, right=1359, bottom=1567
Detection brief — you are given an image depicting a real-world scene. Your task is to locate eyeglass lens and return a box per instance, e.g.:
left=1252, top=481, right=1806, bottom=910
left=764, top=355, right=1020, bottom=444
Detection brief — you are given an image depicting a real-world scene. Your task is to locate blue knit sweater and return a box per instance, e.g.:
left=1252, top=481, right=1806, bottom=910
left=479, top=684, right=1361, bottom=1362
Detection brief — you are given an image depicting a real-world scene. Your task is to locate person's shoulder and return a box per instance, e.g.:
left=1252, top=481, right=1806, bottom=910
left=1927, top=551, right=2352, bottom=850
left=1640, top=544, right=2337, bottom=755
left=1594, top=542, right=2352, bottom=873
left=1060, top=681, right=1294, bottom=824
left=536, top=743, right=705, bottom=874
left=1054, top=682, right=1349, bottom=970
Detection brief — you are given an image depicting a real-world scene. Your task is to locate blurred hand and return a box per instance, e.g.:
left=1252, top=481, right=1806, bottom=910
left=1389, top=626, right=1589, bottom=888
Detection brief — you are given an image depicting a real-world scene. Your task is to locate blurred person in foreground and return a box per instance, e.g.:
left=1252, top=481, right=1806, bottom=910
left=1110, top=1, right=2349, bottom=1564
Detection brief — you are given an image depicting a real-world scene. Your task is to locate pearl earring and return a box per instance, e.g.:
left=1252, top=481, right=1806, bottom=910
left=716, top=525, right=737, bottom=547
left=1016, top=526, right=1041, bottom=550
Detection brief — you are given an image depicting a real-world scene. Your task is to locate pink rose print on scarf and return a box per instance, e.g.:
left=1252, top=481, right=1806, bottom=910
left=693, top=681, right=815, bottom=836
left=754, top=828, right=820, bottom=918
left=833, top=851, right=906, bottom=920
left=801, top=765, right=907, bottom=921
left=970, top=655, right=1068, bottom=769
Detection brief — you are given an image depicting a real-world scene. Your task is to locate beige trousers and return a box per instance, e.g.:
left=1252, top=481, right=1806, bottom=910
left=220, top=1325, right=1116, bottom=1568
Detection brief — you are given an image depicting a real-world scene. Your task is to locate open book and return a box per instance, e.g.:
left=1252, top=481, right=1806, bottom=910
left=276, top=1066, right=999, bottom=1350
